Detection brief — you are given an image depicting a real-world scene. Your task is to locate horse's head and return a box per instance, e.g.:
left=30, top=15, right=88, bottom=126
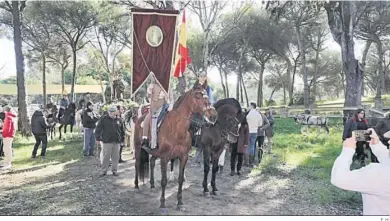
left=215, top=104, right=242, bottom=143
left=294, top=114, right=305, bottom=124
left=187, top=86, right=218, bottom=124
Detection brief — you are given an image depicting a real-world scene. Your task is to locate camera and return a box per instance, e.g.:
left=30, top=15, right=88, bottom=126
left=354, top=130, right=372, bottom=142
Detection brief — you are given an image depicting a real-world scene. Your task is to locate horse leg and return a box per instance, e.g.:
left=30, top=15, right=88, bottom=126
left=59, top=125, right=63, bottom=140
left=159, top=158, right=168, bottom=215
left=135, top=156, right=139, bottom=189
left=169, top=158, right=175, bottom=182
left=64, top=125, right=67, bottom=134
left=150, top=156, right=157, bottom=189
left=211, top=153, right=219, bottom=195
left=325, top=125, right=329, bottom=138
left=70, top=124, right=74, bottom=133
left=177, top=154, right=188, bottom=211
left=202, top=145, right=211, bottom=196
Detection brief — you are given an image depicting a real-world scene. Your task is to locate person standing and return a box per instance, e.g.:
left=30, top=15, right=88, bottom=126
left=82, top=102, right=99, bottom=157
left=246, top=102, right=263, bottom=167
left=0, top=106, right=4, bottom=158
left=265, top=109, right=275, bottom=154
left=343, top=109, right=378, bottom=164
left=256, top=110, right=270, bottom=161
left=116, top=105, right=126, bottom=163
left=95, top=106, right=125, bottom=177
left=1, top=106, right=16, bottom=170
left=31, top=109, right=51, bottom=158
left=58, top=93, right=69, bottom=122
left=230, top=116, right=249, bottom=176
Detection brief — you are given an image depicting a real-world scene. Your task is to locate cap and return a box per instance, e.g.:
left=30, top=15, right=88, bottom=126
left=108, top=106, right=117, bottom=113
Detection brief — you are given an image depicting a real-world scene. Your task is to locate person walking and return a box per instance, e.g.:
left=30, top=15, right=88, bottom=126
left=95, top=106, right=125, bottom=177
left=31, top=109, right=51, bottom=158
left=230, top=116, right=249, bottom=176
left=116, top=105, right=126, bottom=163
left=246, top=102, right=263, bottom=167
left=58, top=93, right=69, bottom=122
left=82, top=102, right=99, bottom=157
left=256, top=110, right=270, bottom=163
left=1, top=106, right=16, bottom=170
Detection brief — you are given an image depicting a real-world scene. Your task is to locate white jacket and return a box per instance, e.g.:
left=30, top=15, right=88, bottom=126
left=246, top=109, right=262, bottom=134
left=331, top=142, right=390, bottom=215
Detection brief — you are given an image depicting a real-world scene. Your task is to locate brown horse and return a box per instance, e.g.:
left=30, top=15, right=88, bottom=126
left=133, top=86, right=218, bottom=214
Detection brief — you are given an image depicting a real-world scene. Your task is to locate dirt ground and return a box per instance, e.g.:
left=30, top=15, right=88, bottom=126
left=0, top=150, right=361, bottom=216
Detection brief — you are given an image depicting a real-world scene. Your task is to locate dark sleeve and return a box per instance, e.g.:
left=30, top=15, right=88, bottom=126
left=262, top=115, right=270, bottom=129
left=40, top=117, right=48, bottom=129
left=95, top=118, right=103, bottom=141
left=375, top=120, right=385, bottom=138
left=342, top=120, right=352, bottom=141
left=268, top=117, right=274, bottom=126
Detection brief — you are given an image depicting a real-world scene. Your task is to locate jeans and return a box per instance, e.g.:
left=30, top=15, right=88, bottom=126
left=83, top=128, right=95, bottom=155
left=248, top=133, right=257, bottom=157
left=32, top=134, right=48, bottom=156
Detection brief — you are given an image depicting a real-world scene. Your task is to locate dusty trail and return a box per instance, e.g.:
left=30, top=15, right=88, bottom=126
left=0, top=150, right=360, bottom=215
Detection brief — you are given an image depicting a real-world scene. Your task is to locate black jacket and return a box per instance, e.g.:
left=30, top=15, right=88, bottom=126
left=95, top=115, right=125, bottom=143
left=82, top=108, right=99, bottom=129
left=31, top=110, right=48, bottom=135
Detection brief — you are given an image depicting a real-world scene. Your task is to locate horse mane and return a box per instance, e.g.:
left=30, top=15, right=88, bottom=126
left=173, top=88, right=195, bottom=109
left=213, top=98, right=242, bottom=115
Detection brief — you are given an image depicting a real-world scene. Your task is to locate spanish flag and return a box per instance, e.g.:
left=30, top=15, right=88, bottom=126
left=173, top=9, right=192, bottom=78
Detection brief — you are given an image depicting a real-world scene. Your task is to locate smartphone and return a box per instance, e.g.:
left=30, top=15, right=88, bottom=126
left=354, top=130, right=372, bottom=142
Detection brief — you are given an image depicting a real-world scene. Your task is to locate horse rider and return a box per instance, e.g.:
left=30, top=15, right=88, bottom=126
left=142, top=75, right=173, bottom=152
left=58, top=93, right=69, bottom=122
left=192, top=71, right=215, bottom=166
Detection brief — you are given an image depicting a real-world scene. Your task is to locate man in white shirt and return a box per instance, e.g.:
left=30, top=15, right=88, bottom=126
left=246, top=102, right=263, bottom=167
left=331, top=128, right=390, bottom=215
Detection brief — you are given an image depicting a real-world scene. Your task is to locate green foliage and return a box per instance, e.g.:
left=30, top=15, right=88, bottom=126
left=252, top=117, right=361, bottom=206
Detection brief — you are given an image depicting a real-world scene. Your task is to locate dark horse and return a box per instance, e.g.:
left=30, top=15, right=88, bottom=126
left=134, top=86, right=218, bottom=214
left=199, top=98, right=245, bottom=196
left=58, top=103, right=76, bottom=140
left=45, top=104, right=59, bottom=140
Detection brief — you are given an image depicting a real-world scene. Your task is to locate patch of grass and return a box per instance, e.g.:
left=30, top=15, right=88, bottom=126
left=257, top=118, right=361, bottom=206
left=5, top=133, right=83, bottom=169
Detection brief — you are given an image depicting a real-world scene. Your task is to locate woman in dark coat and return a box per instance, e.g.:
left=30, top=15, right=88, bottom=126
left=342, top=108, right=378, bottom=164
left=230, top=116, right=249, bottom=176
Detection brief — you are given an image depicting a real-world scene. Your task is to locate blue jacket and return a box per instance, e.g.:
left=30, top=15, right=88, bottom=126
left=206, top=86, right=214, bottom=105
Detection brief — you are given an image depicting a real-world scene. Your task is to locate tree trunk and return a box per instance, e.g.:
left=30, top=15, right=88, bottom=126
left=203, top=31, right=210, bottom=73
left=223, top=68, right=229, bottom=97
left=361, top=41, right=372, bottom=97
left=236, top=74, right=240, bottom=100
left=296, top=27, right=310, bottom=110
left=268, top=88, right=276, bottom=105
left=281, top=54, right=293, bottom=106
left=283, top=83, right=287, bottom=105
left=98, top=71, right=106, bottom=104
left=241, top=77, right=249, bottom=107
left=312, top=35, right=321, bottom=104
left=239, top=76, right=244, bottom=103
left=257, top=63, right=265, bottom=107
left=61, top=65, right=65, bottom=94
left=12, top=1, right=31, bottom=136
left=42, top=53, right=47, bottom=106
left=325, top=1, right=363, bottom=112
left=218, top=66, right=227, bottom=98
left=375, top=40, right=384, bottom=108
left=70, top=48, right=77, bottom=102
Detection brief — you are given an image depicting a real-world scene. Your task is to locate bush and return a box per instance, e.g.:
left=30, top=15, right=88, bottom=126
left=293, top=93, right=315, bottom=105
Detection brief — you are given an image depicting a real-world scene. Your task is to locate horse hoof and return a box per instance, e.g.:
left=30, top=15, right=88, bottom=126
left=160, top=208, right=168, bottom=215
left=211, top=191, right=219, bottom=196
left=150, top=185, right=155, bottom=189
left=177, top=205, right=185, bottom=212
left=203, top=191, right=210, bottom=197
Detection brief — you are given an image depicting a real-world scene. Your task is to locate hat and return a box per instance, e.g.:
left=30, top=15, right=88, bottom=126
left=108, top=106, right=117, bottom=113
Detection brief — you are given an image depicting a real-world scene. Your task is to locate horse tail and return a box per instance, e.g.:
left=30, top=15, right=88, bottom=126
left=139, top=148, right=150, bottom=182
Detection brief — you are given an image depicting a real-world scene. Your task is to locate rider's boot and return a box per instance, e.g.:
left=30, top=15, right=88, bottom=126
left=141, top=138, right=156, bottom=153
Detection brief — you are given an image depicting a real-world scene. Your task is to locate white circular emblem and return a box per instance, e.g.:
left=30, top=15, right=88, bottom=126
left=146, top=25, right=163, bottom=47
